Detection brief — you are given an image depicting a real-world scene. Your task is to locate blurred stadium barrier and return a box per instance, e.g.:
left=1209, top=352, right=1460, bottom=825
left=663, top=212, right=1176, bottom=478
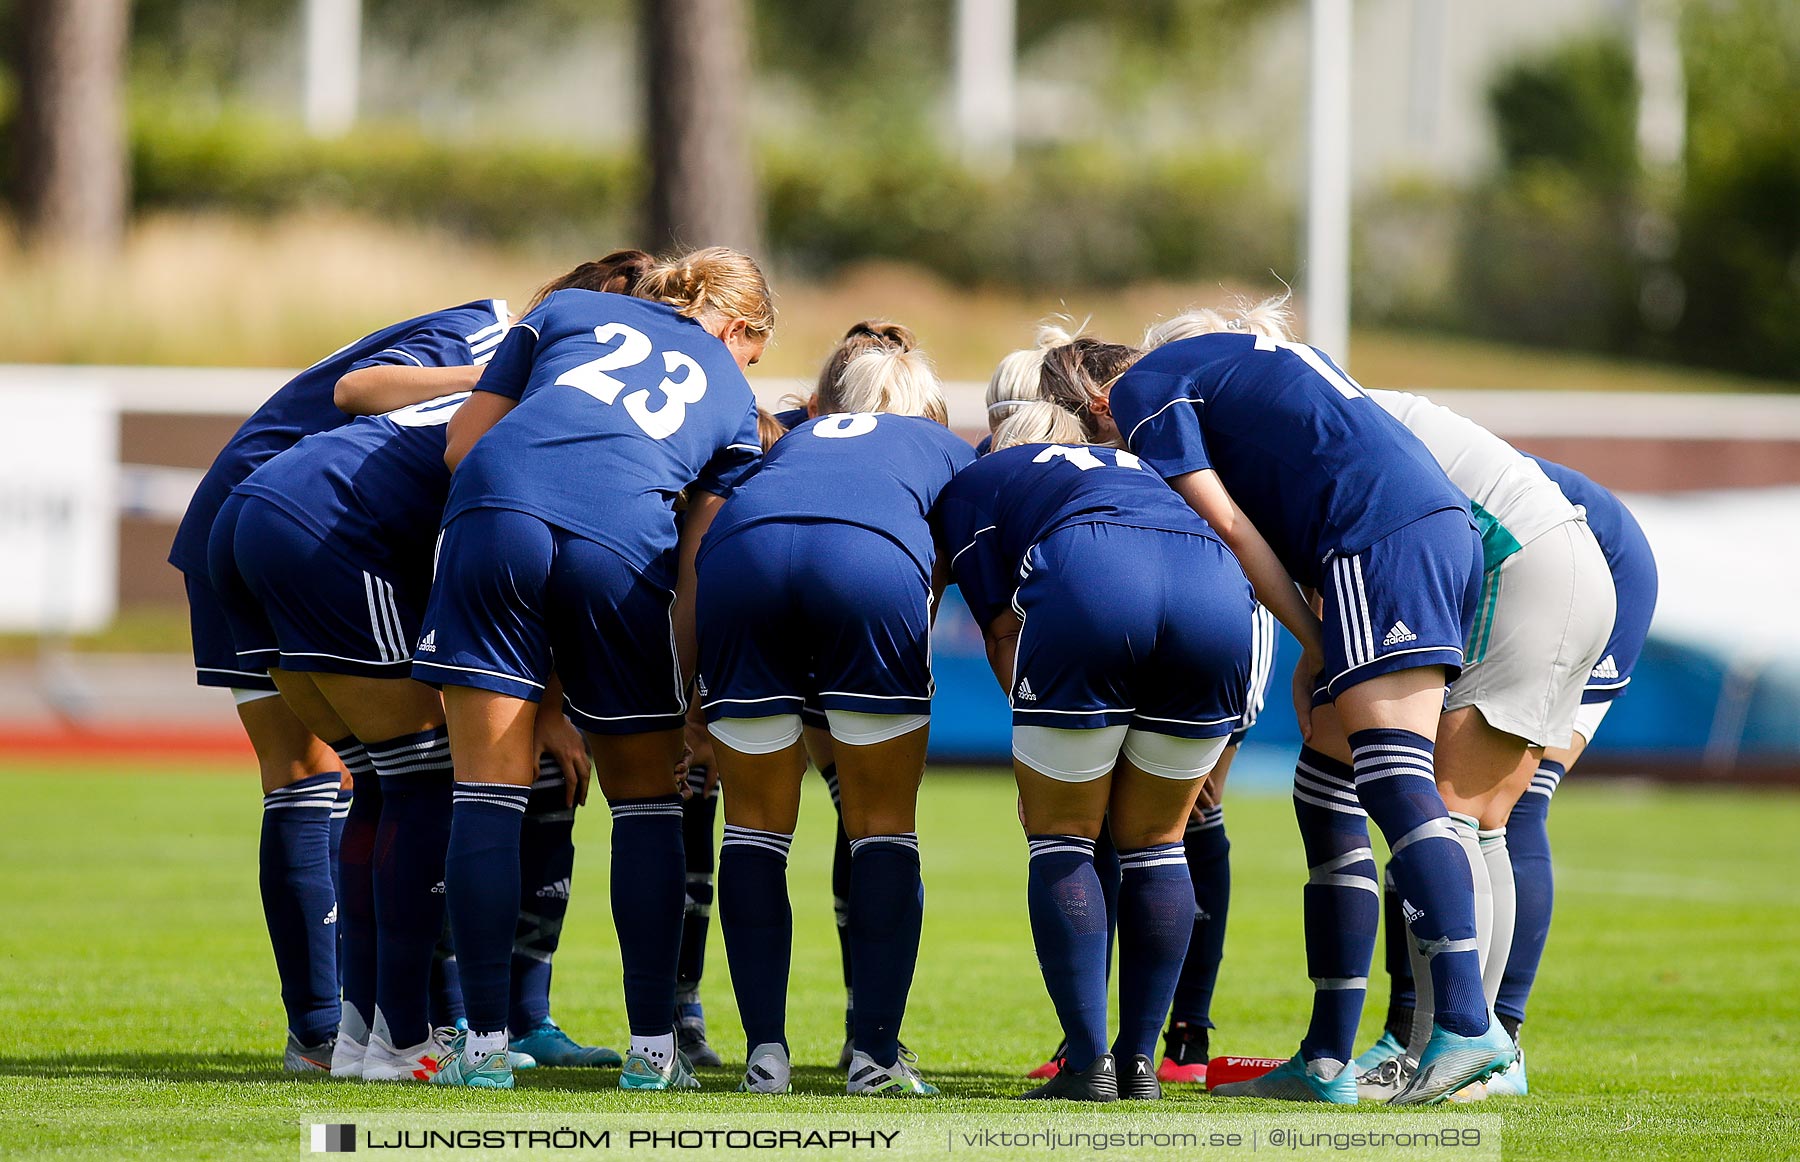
left=0, top=364, right=1796, bottom=780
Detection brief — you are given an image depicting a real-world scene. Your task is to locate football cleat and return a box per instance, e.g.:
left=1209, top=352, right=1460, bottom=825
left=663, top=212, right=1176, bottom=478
left=1118, top=1053, right=1163, bottom=1100
left=675, top=996, right=723, bottom=1068
left=847, top=1049, right=939, bottom=1097
left=1027, top=1037, right=1068, bottom=1080
left=1212, top=1053, right=1356, bottom=1103
left=283, top=1031, right=336, bottom=1073
left=1017, top=1053, right=1119, bottom=1102
left=737, top=1043, right=792, bottom=1094
left=1353, top=1030, right=1408, bottom=1075
left=1390, top=1021, right=1517, bottom=1106
left=1356, top=1055, right=1411, bottom=1102
left=512, top=1018, right=622, bottom=1068
left=428, top=1031, right=514, bottom=1089
left=1483, top=1045, right=1528, bottom=1097
left=619, top=1049, right=701, bottom=1091
left=329, top=1007, right=369, bottom=1080
left=1157, top=1021, right=1209, bottom=1084
left=362, top=1026, right=453, bottom=1082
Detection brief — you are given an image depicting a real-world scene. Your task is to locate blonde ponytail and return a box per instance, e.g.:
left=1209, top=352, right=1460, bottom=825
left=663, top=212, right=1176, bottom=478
left=993, top=400, right=1087, bottom=450
left=831, top=347, right=949, bottom=425
left=635, top=246, right=776, bottom=342
left=985, top=321, right=1081, bottom=428
left=1144, top=291, right=1296, bottom=347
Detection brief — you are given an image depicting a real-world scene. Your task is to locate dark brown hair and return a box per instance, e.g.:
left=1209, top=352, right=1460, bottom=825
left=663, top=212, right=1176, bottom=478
left=526, top=248, right=656, bottom=312
left=1038, top=337, right=1143, bottom=440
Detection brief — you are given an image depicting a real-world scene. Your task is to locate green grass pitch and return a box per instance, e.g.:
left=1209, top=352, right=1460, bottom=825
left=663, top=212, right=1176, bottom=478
left=0, top=762, right=1795, bottom=1158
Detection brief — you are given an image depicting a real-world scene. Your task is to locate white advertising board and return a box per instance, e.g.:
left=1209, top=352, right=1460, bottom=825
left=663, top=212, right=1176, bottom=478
left=0, top=385, right=120, bottom=632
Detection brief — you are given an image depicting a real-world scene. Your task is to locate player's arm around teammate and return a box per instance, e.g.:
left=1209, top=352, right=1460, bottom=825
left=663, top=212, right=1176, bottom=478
left=936, top=402, right=1254, bottom=1102
left=175, top=292, right=515, bottom=1071
left=416, top=247, right=775, bottom=1092
left=1039, top=302, right=1513, bottom=1104
left=215, top=255, right=654, bottom=1082
left=696, top=344, right=974, bottom=1097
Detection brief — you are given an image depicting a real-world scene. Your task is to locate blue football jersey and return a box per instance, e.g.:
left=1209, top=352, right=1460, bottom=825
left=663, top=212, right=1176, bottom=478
left=234, top=393, right=469, bottom=579
left=773, top=406, right=809, bottom=432
left=169, top=300, right=510, bottom=575
left=1109, top=332, right=1469, bottom=588
left=1525, top=454, right=1657, bottom=593
left=702, top=413, right=976, bottom=579
left=934, top=442, right=1223, bottom=628
left=444, top=290, right=761, bottom=587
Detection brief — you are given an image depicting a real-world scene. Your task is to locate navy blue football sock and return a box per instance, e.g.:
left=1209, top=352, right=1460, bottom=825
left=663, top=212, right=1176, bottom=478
left=822, top=765, right=855, bottom=1006
left=609, top=794, right=686, bottom=1038
left=1026, top=835, right=1108, bottom=1071
left=428, top=914, right=465, bottom=1029
left=1292, top=747, right=1380, bottom=1064
left=260, top=770, right=341, bottom=1044
left=444, top=781, right=529, bottom=1035
left=718, top=824, right=794, bottom=1054
left=1349, top=728, right=1486, bottom=1038
left=1169, top=805, right=1231, bottom=1028
left=1095, top=821, right=1121, bottom=978
left=676, top=767, right=718, bottom=991
left=848, top=833, right=923, bottom=1067
left=332, top=740, right=380, bottom=1038
left=1113, top=842, right=1194, bottom=1063
left=512, top=763, right=576, bottom=1032
left=330, top=782, right=352, bottom=990
left=366, top=727, right=454, bottom=1049
left=1382, top=864, right=1417, bottom=1040
left=329, top=783, right=352, bottom=903
left=1497, top=759, right=1561, bottom=1028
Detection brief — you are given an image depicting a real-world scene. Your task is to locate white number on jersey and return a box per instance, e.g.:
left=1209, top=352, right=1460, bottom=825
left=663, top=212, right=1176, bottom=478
left=386, top=391, right=471, bottom=427
left=1032, top=445, right=1142, bottom=471
left=1253, top=335, right=1367, bottom=400
left=813, top=412, right=879, bottom=439
left=555, top=323, right=709, bottom=440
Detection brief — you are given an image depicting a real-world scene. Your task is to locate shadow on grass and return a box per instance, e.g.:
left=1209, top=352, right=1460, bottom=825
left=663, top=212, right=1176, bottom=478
left=0, top=1055, right=1219, bottom=1106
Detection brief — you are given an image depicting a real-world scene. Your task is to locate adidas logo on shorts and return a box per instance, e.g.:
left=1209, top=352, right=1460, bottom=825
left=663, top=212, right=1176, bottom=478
left=1381, top=621, right=1418, bottom=647
left=1591, top=654, right=1619, bottom=680
left=1016, top=677, right=1038, bottom=702
left=323, top=904, right=338, bottom=926
left=417, top=629, right=437, bottom=654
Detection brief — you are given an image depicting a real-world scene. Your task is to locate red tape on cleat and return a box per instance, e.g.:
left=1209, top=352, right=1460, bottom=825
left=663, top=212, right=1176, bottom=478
left=1204, top=1056, right=1287, bottom=1091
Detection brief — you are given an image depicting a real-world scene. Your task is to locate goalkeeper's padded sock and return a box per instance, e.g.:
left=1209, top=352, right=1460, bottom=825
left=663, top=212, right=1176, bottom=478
left=1168, top=805, right=1230, bottom=1028
left=1497, top=759, right=1561, bottom=1028
left=513, top=759, right=576, bottom=1033
left=718, top=825, right=794, bottom=1055
left=1027, top=835, right=1108, bottom=1072
left=260, top=769, right=342, bottom=1045
left=445, top=781, right=529, bottom=1033
left=1112, top=842, right=1195, bottom=1064
left=1293, top=747, right=1380, bottom=1066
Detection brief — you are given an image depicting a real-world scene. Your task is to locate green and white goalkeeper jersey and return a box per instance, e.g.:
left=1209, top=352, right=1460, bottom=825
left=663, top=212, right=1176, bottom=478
left=1370, top=389, right=1580, bottom=571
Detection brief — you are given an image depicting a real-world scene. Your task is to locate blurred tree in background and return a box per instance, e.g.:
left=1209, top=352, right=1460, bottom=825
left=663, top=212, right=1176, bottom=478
left=0, top=0, right=1794, bottom=379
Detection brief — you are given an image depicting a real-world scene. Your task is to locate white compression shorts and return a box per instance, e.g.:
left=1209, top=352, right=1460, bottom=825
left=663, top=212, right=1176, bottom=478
left=709, top=710, right=929, bottom=755
left=1013, top=725, right=1230, bottom=783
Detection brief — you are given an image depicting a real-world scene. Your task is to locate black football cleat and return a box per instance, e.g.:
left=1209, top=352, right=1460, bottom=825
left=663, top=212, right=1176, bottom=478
left=1016, top=1052, right=1119, bottom=1102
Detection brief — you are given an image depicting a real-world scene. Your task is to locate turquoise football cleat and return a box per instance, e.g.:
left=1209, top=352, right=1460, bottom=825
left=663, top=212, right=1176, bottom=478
left=619, top=1049, right=701, bottom=1091
left=1211, top=1052, right=1357, bottom=1103
left=512, top=1019, right=623, bottom=1068
left=1483, top=1045, right=1528, bottom=1097
left=1390, top=1021, right=1517, bottom=1105
left=1352, top=1030, right=1407, bottom=1074
left=429, top=1032, right=515, bottom=1090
